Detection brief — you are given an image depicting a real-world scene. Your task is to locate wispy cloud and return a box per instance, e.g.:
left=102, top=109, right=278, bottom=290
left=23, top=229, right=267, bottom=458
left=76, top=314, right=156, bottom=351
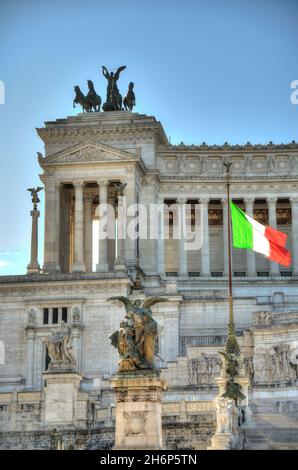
left=0, top=252, right=19, bottom=256
left=0, top=260, right=11, bottom=268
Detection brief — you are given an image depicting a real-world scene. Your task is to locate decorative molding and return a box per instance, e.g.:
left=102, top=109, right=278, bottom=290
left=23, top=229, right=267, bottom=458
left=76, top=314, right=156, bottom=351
left=159, top=141, right=298, bottom=151
left=157, top=153, right=298, bottom=178
left=25, top=297, right=86, bottom=306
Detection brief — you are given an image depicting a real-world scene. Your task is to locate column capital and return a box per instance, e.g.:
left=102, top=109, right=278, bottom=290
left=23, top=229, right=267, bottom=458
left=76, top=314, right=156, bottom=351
left=97, top=179, right=109, bottom=187
left=221, top=197, right=228, bottom=206
left=200, top=197, right=209, bottom=205
left=290, top=197, right=298, bottom=205
left=157, top=196, right=164, bottom=205
left=41, top=177, right=60, bottom=190
left=244, top=197, right=255, bottom=205
left=73, top=180, right=85, bottom=190
left=177, top=197, right=187, bottom=205
left=267, top=197, right=278, bottom=205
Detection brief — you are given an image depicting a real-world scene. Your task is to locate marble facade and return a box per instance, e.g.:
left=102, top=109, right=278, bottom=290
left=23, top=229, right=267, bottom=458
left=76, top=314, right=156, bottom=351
left=0, top=111, right=298, bottom=448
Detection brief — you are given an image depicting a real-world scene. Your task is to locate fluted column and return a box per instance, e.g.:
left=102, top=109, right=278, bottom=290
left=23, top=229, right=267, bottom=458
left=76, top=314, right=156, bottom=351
left=115, top=185, right=126, bottom=272
left=268, top=197, right=279, bottom=276
left=178, top=197, right=188, bottom=277
left=64, top=194, right=72, bottom=272
left=43, top=179, right=61, bottom=273
left=245, top=198, right=256, bottom=276
left=71, top=181, right=86, bottom=272
left=157, top=197, right=165, bottom=276
left=27, top=208, right=41, bottom=274
left=222, top=198, right=229, bottom=276
left=26, top=329, right=35, bottom=389
left=200, top=197, right=210, bottom=276
left=96, top=180, right=109, bottom=272
left=84, top=193, right=93, bottom=272
left=290, top=197, right=298, bottom=275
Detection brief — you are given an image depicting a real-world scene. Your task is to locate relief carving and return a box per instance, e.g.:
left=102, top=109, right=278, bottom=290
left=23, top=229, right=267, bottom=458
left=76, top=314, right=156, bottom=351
left=188, top=354, right=221, bottom=385
left=253, top=343, right=298, bottom=384
left=252, top=311, right=273, bottom=328
left=124, top=412, right=147, bottom=436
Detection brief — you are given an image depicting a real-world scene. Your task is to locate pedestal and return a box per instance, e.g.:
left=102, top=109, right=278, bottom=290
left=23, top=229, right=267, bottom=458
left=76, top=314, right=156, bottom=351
left=43, top=372, right=82, bottom=425
left=208, top=432, right=237, bottom=450
left=207, top=395, right=240, bottom=450
left=110, top=371, right=167, bottom=450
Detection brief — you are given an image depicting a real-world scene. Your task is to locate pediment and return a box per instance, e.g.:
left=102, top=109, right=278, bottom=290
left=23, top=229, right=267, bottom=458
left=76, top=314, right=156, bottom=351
left=42, top=142, right=139, bottom=165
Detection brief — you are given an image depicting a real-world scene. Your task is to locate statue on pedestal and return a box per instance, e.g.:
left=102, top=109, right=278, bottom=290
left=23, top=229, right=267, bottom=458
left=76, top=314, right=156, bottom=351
left=46, top=321, right=76, bottom=371
left=27, top=186, right=43, bottom=274
left=108, top=296, right=167, bottom=372
left=101, top=65, right=126, bottom=111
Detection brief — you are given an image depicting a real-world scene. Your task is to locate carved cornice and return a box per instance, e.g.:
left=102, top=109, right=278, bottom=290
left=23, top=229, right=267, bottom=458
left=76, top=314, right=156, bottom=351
left=157, top=152, right=298, bottom=178
left=158, top=140, right=298, bottom=151
left=37, top=115, right=168, bottom=145
left=160, top=181, right=298, bottom=196
left=25, top=297, right=86, bottom=306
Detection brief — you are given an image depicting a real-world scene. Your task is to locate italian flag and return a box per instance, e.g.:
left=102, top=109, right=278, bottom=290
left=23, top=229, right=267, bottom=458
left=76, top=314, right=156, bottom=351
left=230, top=202, right=291, bottom=267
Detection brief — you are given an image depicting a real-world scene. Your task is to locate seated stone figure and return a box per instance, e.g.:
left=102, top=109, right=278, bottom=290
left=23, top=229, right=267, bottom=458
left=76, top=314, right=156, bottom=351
left=46, top=321, right=76, bottom=371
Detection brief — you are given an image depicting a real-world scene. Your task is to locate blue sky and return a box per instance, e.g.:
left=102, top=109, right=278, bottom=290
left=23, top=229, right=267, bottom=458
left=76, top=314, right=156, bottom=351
left=0, top=0, right=297, bottom=275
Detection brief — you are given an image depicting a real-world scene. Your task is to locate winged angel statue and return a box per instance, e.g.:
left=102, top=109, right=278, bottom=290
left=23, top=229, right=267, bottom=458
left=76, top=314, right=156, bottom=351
left=108, top=296, right=167, bottom=372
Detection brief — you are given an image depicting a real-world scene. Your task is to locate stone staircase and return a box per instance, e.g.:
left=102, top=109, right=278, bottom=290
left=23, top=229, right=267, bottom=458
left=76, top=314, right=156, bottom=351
left=241, top=413, right=298, bottom=450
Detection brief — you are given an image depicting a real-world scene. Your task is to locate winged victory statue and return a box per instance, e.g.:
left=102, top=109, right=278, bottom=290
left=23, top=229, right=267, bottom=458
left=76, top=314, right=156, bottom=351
left=108, top=296, right=168, bottom=372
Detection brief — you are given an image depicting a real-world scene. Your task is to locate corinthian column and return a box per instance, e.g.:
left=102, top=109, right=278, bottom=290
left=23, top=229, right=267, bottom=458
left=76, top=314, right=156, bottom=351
left=268, top=197, right=279, bottom=276
left=84, top=193, right=93, bottom=273
left=200, top=197, right=210, bottom=276
left=157, top=197, right=165, bottom=276
left=245, top=198, right=256, bottom=276
left=96, top=180, right=109, bottom=272
left=42, top=180, right=61, bottom=273
left=71, top=181, right=86, bottom=272
left=27, top=208, right=41, bottom=274
left=177, top=197, right=188, bottom=277
left=114, top=183, right=126, bottom=272
left=290, top=197, right=298, bottom=275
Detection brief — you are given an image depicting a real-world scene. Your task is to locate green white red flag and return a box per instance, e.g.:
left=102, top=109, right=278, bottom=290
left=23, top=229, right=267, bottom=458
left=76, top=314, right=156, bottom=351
left=230, top=202, right=291, bottom=267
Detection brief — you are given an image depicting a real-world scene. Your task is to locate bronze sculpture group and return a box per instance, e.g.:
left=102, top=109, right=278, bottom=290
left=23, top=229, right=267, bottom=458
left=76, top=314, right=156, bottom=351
left=73, top=65, right=136, bottom=113
left=108, top=296, right=167, bottom=372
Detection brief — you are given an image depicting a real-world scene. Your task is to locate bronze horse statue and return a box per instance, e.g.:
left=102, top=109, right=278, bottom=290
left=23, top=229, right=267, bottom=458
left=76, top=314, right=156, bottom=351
left=73, top=81, right=101, bottom=112
left=123, top=82, right=136, bottom=111
left=86, top=80, right=101, bottom=111
left=73, top=85, right=90, bottom=112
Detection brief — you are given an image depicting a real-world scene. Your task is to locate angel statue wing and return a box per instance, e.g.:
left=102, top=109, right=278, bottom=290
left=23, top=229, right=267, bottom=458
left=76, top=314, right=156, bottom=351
left=27, top=186, right=43, bottom=194
left=142, top=297, right=168, bottom=311
left=109, top=330, right=119, bottom=350
left=107, top=296, right=133, bottom=313
left=114, top=65, right=126, bottom=81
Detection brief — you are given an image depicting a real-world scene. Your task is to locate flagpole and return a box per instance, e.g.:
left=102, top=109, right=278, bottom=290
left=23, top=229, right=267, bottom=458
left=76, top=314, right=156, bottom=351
left=224, top=161, right=235, bottom=331
left=221, top=162, right=244, bottom=404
